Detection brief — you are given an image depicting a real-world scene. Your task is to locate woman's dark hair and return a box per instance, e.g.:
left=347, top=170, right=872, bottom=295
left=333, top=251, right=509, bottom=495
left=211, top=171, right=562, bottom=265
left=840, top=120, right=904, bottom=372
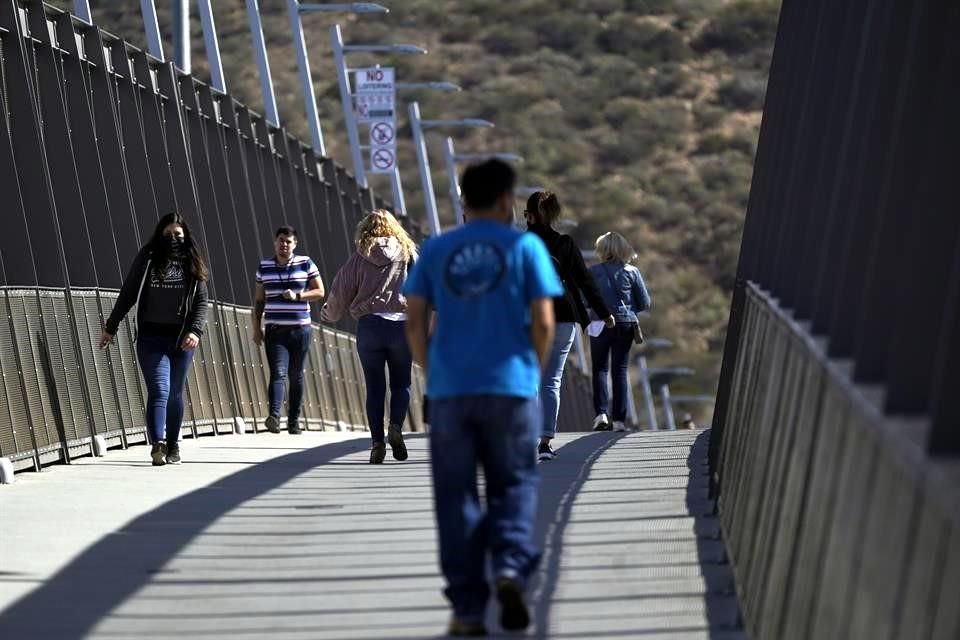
left=525, top=191, right=562, bottom=227
left=148, top=212, right=209, bottom=282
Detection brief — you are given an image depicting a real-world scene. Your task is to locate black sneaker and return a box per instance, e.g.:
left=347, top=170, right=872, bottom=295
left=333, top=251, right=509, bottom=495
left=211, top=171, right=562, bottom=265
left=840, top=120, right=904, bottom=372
left=265, top=415, right=281, bottom=433
left=287, top=421, right=302, bottom=435
left=495, top=576, right=530, bottom=631
left=369, top=441, right=386, bottom=464
left=537, top=440, right=556, bottom=462
left=165, top=443, right=182, bottom=465
left=387, top=424, right=408, bottom=461
left=448, top=618, right=487, bottom=636
left=150, top=442, right=167, bottom=467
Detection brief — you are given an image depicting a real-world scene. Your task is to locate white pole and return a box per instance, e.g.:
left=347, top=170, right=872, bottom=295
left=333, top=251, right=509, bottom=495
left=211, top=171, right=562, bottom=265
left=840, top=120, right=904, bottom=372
left=626, top=368, right=639, bottom=428
left=172, top=0, right=190, bottom=73
left=197, top=0, right=227, bottom=93
left=660, top=384, right=676, bottom=430
left=331, top=25, right=367, bottom=187
left=139, top=0, right=164, bottom=61
left=390, top=167, right=407, bottom=216
left=245, top=0, right=280, bottom=127
left=288, top=0, right=326, bottom=156
left=573, top=329, right=588, bottom=373
left=443, top=137, right=464, bottom=225
left=409, top=102, right=440, bottom=235
left=73, top=0, right=93, bottom=25
left=638, top=355, right=658, bottom=430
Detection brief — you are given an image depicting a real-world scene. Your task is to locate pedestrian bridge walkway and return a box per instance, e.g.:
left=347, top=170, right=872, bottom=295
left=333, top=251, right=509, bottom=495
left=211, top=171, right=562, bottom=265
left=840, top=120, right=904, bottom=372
left=0, top=429, right=742, bottom=639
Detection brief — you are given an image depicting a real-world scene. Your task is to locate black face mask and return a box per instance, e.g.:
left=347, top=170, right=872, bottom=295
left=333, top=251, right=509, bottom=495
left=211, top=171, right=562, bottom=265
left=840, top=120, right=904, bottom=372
left=163, top=236, right=185, bottom=256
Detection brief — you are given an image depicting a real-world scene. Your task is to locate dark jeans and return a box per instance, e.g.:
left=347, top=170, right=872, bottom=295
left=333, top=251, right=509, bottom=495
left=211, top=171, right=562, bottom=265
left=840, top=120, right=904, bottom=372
left=264, top=324, right=312, bottom=424
left=135, top=333, right=196, bottom=446
left=430, top=395, right=541, bottom=624
left=356, top=314, right=413, bottom=442
left=590, top=323, right=635, bottom=422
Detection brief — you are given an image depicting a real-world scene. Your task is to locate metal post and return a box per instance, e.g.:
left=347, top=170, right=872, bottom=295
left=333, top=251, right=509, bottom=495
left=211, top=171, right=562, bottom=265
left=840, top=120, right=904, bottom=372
left=660, top=383, right=676, bottom=430
left=390, top=167, right=407, bottom=216
left=626, top=368, right=639, bottom=428
left=638, top=355, right=658, bottom=430
left=172, top=0, right=190, bottom=73
left=197, top=0, right=227, bottom=93
left=73, top=0, right=93, bottom=25
left=443, top=137, right=464, bottom=225
left=287, top=0, right=327, bottom=156
left=409, top=102, right=440, bottom=235
left=573, top=330, right=587, bottom=373
left=245, top=0, right=280, bottom=127
left=331, top=25, right=367, bottom=187
left=140, top=0, right=164, bottom=61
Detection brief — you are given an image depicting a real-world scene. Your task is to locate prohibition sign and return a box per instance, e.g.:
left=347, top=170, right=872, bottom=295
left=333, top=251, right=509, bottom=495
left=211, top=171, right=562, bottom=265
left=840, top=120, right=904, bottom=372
left=372, top=147, right=395, bottom=171
left=371, top=121, right=395, bottom=145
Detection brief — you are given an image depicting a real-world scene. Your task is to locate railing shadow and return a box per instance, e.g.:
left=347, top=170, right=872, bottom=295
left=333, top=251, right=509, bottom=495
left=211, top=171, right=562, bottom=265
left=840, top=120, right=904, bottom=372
left=0, top=437, right=366, bottom=637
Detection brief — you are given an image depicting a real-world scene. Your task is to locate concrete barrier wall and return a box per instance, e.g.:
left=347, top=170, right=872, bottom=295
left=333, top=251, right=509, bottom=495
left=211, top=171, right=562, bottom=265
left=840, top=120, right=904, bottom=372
left=714, top=284, right=960, bottom=639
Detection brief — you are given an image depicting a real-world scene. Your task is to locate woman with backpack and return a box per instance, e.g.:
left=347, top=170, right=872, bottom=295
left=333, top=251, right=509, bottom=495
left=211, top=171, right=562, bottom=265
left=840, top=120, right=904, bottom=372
left=321, top=210, right=418, bottom=464
left=525, top=192, right=615, bottom=461
left=589, top=232, right=651, bottom=433
left=98, top=212, right=210, bottom=466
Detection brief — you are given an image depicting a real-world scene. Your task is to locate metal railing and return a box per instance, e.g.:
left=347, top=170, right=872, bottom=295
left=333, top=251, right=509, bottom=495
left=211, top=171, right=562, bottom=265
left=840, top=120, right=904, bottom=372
left=711, top=0, right=960, bottom=637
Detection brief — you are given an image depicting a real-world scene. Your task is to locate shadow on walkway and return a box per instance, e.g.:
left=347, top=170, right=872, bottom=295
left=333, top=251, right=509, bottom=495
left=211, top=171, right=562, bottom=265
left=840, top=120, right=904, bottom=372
left=0, top=438, right=365, bottom=638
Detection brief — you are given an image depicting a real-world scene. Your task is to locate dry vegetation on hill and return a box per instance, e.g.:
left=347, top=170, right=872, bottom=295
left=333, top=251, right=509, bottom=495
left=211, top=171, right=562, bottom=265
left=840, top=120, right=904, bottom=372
left=52, top=0, right=781, bottom=412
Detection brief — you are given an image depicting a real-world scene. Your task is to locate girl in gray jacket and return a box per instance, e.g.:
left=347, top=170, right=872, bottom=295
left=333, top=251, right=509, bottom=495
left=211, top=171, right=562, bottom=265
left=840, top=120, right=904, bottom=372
left=322, top=210, right=418, bottom=464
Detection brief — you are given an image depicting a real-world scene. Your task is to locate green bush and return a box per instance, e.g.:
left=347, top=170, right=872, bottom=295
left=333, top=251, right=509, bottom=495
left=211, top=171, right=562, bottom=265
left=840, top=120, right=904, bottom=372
left=693, top=1, right=780, bottom=55
left=596, top=16, right=691, bottom=64
left=715, top=72, right=768, bottom=111
left=695, top=131, right=756, bottom=157
left=482, top=26, right=538, bottom=55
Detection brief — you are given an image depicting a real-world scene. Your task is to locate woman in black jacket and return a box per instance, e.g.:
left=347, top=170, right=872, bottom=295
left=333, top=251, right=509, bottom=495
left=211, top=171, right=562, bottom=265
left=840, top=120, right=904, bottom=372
left=525, top=192, right=615, bottom=461
left=99, top=212, right=209, bottom=466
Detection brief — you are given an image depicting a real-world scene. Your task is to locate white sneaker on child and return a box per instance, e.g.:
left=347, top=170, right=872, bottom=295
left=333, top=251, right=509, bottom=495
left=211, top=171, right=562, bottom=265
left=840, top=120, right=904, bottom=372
left=592, top=414, right=611, bottom=431
left=612, top=421, right=628, bottom=432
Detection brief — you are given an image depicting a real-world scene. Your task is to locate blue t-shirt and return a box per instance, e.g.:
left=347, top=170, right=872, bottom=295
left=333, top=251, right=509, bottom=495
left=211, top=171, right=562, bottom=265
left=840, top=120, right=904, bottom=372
left=402, top=219, right=563, bottom=400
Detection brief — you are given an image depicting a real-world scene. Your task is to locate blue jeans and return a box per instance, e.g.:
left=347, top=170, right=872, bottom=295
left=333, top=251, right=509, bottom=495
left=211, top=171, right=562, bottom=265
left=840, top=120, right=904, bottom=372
left=135, top=334, right=196, bottom=445
left=429, top=395, right=541, bottom=624
left=264, top=325, right=312, bottom=424
left=590, top=323, right=635, bottom=422
left=356, top=315, right=413, bottom=442
left=539, top=322, right=577, bottom=439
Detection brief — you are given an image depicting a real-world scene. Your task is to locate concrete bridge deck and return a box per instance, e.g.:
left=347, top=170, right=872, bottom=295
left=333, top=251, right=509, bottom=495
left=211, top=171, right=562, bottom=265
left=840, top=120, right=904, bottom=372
left=0, top=430, right=742, bottom=639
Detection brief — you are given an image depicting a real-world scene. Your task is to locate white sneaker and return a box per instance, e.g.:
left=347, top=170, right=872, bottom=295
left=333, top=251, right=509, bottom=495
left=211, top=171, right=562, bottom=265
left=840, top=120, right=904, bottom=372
left=612, top=421, right=628, bottom=432
left=592, top=414, right=610, bottom=431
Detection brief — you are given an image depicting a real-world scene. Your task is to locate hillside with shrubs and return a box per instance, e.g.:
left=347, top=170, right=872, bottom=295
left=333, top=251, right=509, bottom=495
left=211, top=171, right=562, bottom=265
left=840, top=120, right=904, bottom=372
left=54, top=0, right=782, bottom=415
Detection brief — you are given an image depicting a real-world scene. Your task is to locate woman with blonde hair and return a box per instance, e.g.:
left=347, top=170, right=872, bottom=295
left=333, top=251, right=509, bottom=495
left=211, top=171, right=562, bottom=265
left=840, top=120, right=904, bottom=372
left=589, top=232, right=651, bottom=432
left=322, top=210, right=417, bottom=463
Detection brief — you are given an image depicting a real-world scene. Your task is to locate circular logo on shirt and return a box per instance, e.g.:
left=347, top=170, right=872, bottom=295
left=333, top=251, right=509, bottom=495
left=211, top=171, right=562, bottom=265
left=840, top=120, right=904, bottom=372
left=444, top=242, right=506, bottom=298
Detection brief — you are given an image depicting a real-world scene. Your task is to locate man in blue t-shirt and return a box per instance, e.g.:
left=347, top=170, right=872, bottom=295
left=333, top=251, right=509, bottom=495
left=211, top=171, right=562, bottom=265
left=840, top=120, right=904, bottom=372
left=404, top=159, right=563, bottom=636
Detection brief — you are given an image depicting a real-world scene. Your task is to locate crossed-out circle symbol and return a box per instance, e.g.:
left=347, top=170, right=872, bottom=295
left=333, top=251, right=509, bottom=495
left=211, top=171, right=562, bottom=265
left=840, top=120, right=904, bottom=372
left=372, top=148, right=395, bottom=170
left=371, top=122, right=395, bottom=145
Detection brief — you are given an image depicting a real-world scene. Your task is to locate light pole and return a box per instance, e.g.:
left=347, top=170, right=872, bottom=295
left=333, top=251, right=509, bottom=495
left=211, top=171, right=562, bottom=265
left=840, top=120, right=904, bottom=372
left=408, top=105, right=494, bottom=235
left=634, top=337, right=673, bottom=430
left=332, top=25, right=427, bottom=217
left=443, top=140, right=522, bottom=225
left=287, top=3, right=390, bottom=156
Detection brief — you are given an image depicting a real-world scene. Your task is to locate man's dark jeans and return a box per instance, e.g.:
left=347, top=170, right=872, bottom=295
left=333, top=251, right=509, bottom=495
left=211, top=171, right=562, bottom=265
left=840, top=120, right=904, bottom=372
left=429, top=395, right=541, bottom=624
left=590, top=323, right=635, bottom=422
left=135, top=333, right=196, bottom=445
left=264, top=324, right=312, bottom=425
left=356, top=314, right=413, bottom=442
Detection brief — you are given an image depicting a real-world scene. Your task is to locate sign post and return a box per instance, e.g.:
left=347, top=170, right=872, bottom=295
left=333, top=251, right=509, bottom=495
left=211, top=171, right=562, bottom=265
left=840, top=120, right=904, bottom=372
left=354, top=67, right=397, bottom=174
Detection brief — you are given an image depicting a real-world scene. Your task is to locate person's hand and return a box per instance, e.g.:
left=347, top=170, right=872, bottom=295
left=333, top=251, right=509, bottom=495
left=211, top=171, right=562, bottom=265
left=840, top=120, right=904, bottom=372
left=181, top=332, right=200, bottom=351
left=253, top=326, right=264, bottom=347
left=98, top=330, right=115, bottom=349
left=282, top=289, right=296, bottom=301
left=604, top=315, right=616, bottom=329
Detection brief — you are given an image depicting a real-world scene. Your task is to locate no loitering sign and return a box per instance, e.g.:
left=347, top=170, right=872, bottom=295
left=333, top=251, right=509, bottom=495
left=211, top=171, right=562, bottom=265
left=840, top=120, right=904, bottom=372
left=354, top=67, right=397, bottom=174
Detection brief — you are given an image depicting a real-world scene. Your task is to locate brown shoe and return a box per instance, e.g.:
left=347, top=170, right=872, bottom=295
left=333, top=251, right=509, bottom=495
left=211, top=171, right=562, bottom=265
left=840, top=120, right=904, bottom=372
left=387, top=424, right=408, bottom=461
left=448, top=618, right=487, bottom=636
left=369, top=441, right=386, bottom=464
